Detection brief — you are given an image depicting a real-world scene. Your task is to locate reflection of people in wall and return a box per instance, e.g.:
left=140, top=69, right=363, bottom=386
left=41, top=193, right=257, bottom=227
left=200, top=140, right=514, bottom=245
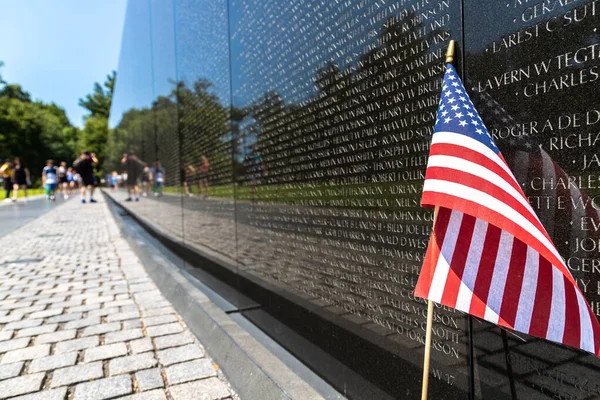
left=121, top=151, right=144, bottom=202
left=198, top=155, right=209, bottom=199
left=141, top=165, right=152, bottom=197
left=152, top=160, right=165, bottom=197
left=180, top=160, right=192, bottom=196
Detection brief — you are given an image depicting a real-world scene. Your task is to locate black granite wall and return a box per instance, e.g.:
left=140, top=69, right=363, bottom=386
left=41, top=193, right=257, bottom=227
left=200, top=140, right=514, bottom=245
left=109, top=0, right=600, bottom=398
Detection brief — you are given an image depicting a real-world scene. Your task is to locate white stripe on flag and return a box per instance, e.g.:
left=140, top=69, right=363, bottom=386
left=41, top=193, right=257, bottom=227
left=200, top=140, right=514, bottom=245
left=546, top=267, right=566, bottom=343
left=431, top=132, right=513, bottom=176
left=455, top=218, right=488, bottom=313
left=484, top=231, right=514, bottom=324
left=427, top=155, right=533, bottom=213
left=423, top=179, right=563, bottom=268
left=577, top=290, right=595, bottom=353
left=428, top=210, right=464, bottom=303
left=514, top=247, right=539, bottom=332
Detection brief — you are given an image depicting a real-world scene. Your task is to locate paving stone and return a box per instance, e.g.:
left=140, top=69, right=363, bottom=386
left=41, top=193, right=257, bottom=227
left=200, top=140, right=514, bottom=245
left=143, top=315, right=178, bottom=327
left=4, top=319, right=42, bottom=331
left=135, top=368, right=164, bottom=391
left=29, top=352, right=78, bottom=373
left=123, top=319, right=142, bottom=330
left=47, top=312, right=82, bottom=323
left=130, top=337, right=153, bottom=354
left=0, top=337, right=30, bottom=353
left=169, top=378, right=230, bottom=400
left=0, top=331, right=13, bottom=342
left=107, top=311, right=139, bottom=322
left=84, top=342, right=128, bottom=363
left=156, top=344, right=204, bottom=366
left=11, top=387, right=67, bottom=400
left=73, top=374, right=132, bottom=400
left=165, top=359, right=216, bottom=385
left=35, top=329, right=77, bottom=345
left=140, top=307, right=173, bottom=318
left=51, top=361, right=103, bottom=387
left=130, top=283, right=155, bottom=293
left=0, top=373, right=44, bottom=399
left=109, top=353, right=157, bottom=375
left=69, top=304, right=100, bottom=313
left=28, top=308, right=63, bottom=319
left=0, top=361, right=23, bottom=379
left=81, top=322, right=121, bottom=337
left=87, top=307, right=119, bottom=318
left=55, top=336, right=99, bottom=354
left=152, top=332, right=194, bottom=350
left=64, top=316, right=101, bottom=330
left=1, top=344, right=50, bottom=364
left=146, top=323, right=183, bottom=338
left=86, top=295, right=114, bottom=305
left=120, top=305, right=139, bottom=314
left=16, top=324, right=58, bottom=338
left=0, top=314, right=23, bottom=324
left=119, top=389, right=167, bottom=400
left=104, top=329, right=143, bottom=344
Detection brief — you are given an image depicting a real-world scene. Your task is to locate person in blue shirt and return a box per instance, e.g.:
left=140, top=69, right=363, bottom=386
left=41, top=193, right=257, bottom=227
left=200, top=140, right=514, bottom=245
left=42, top=159, right=58, bottom=201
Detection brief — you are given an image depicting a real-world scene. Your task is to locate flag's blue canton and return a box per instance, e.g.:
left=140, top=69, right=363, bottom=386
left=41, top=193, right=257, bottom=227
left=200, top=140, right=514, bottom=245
left=434, top=64, right=499, bottom=154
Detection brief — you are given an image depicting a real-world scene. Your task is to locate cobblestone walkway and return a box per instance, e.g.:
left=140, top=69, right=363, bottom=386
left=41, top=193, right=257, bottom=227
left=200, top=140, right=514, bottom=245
left=0, top=196, right=238, bottom=400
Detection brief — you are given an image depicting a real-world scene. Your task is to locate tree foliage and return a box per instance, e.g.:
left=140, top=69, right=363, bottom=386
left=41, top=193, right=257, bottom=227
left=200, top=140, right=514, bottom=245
left=78, top=71, right=116, bottom=119
left=78, top=71, right=116, bottom=175
left=0, top=61, right=77, bottom=182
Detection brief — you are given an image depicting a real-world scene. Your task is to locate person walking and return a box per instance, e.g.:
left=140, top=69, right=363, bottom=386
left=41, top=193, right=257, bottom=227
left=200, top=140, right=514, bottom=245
left=0, top=159, right=13, bottom=201
left=121, top=151, right=143, bottom=202
left=141, top=165, right=152, bottom=197
left=42, top=159, right=58, bottom=201
left=57, top=161, right=69, bottom=199
left=73, top=151, right=98, bottom=203
left=11, top=158, right=30, bottom=202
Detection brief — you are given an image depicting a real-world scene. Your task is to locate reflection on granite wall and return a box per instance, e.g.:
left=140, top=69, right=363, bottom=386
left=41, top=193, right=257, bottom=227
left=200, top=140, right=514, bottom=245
left=108, top=0, right=600, bottom=398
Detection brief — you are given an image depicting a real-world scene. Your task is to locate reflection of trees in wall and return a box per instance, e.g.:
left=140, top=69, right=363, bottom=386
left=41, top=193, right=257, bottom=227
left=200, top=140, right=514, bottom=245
left=237, top=12, right=447, bottom=187
left=106, top=78, right=237, bottom=186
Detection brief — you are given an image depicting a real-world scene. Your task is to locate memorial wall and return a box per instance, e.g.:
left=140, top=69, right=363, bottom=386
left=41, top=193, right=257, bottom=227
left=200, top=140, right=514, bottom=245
left=108, top=0, right=600, bottom=398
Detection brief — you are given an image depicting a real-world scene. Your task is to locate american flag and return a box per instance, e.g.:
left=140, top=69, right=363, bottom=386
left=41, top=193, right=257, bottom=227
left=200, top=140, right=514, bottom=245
left=414, top=64, right=600, bottom=356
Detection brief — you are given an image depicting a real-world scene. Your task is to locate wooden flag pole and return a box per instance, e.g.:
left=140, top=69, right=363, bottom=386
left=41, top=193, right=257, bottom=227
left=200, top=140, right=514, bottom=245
left=420, top=40, right=455, bottom=400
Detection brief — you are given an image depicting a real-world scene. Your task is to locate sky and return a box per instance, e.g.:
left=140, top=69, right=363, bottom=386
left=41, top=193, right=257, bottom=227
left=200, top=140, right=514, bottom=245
left=0, top=0, right=127, bottom=128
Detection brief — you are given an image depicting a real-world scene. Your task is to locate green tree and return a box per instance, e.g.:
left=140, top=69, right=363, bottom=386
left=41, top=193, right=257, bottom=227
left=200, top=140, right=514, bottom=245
left=78, top=71, right=116, bottom=174
left=78, top=71, right=116, bottom=119
left=0, top=61, right=76, bottom=181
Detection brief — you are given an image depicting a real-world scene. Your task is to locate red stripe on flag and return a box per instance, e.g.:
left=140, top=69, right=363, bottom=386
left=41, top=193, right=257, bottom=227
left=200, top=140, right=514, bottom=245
left=562, top=276, right=581, bottom=349
left=584, top=306, right=600, bottom=355
left=441, top=213, right=477, bottom=308
left=428, top=143, right=524, bottom=196
left=414, top=207, right=452, bottom=298
left=469, top=224, right=502, bottom=317
left=528, top=256, right=553, bottom=339
left=424, top=167, right=549, bottom=241
left=420, top=191, right=574, bottom=289
left=498, top=239, right=528, bottom=328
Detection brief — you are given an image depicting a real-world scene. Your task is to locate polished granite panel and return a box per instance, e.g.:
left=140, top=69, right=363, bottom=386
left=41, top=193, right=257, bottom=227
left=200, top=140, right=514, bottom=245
left=108, top=0, right=600, bottom=398
left=230, top=0, right=469, bottom=397
left=464, top=1, right=600, bottom=399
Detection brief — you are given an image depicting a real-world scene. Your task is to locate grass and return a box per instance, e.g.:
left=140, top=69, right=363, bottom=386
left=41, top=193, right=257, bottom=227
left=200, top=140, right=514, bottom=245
left=0, top=188, right=46, bottom=200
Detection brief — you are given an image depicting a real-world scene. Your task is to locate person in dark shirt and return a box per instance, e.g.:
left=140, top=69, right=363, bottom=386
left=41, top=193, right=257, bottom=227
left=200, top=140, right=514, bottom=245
left=11, top=158, right=30, bottom=202
left=73, top=151, right=98, bottom=204
left=121, top=151, right=144, bottom=202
